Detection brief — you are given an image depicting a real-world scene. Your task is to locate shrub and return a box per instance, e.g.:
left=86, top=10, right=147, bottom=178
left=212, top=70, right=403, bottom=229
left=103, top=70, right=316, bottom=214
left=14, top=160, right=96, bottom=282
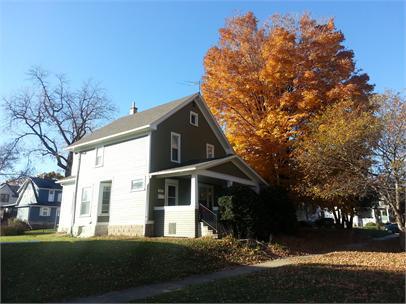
left=364, top=222, right=378, bottom=228
left=217, top=185, right=297, bottom=241
left=0, top=219, right=30, bottom=236
left=255, top=186, right=297, bottom=240
left=218, top=185, right=259, bottom=239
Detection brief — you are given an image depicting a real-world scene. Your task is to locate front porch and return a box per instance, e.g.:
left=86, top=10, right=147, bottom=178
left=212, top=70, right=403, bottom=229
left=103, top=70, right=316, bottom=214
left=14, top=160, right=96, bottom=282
left=149, top=156, right=265, bottom=238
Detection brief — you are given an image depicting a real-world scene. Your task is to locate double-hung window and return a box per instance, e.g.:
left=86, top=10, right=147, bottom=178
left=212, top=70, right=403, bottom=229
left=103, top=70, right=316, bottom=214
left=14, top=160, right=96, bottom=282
left=40, top=207, right=51, bottom=217
left=190, top=111, right=199, bottom=126
left=48, top=190, right=55, bottom=202
left=171, top=132, right=181, bottom=163
left=80, top=187, right=91, bottom=216
left=206, top=144, right=215, bottom=159
left=95, top=146, right=104, bottom=167
left=0, top=194, right=9, bottom=203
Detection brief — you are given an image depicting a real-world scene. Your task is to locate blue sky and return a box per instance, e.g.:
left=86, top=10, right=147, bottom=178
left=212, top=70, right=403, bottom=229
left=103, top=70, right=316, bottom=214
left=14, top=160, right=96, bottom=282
left=0, top=0, right=405, bottom=175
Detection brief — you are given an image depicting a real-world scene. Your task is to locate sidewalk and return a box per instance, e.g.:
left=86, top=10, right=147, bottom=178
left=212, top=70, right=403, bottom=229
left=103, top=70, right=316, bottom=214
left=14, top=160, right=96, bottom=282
left=69, top=254, right=319, bottom=303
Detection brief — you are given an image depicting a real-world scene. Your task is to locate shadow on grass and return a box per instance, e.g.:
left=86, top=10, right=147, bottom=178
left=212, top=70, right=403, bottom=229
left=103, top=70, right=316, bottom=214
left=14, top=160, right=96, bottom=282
left=1, top=238, right=241, bottom=303
left=274, top=227, right=402, bottom=255
left=142, top=262, right=405, bottom=303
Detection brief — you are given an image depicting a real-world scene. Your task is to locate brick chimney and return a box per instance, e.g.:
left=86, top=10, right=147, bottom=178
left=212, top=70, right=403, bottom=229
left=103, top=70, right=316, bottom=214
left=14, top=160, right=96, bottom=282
left=129, top=102, right=138, bottom=115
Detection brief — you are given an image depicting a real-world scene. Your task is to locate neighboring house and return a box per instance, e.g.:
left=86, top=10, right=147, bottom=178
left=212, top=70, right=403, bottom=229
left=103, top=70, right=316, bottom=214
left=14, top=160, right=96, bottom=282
left=58, top=93, right=267, bottom=238
left=353, top=201, right=391, bottom=227
left=14, top=177, right=62, bottom=229
left=297, top=203, right=391, bottom=227
left=0, top=183, right=20, bottom=219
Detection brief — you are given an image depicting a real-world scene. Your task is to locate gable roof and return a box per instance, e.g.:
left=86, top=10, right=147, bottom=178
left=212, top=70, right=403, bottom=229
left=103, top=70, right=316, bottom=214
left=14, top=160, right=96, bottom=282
left=30, top=177, right=62, bottom=190
left=150, top=155, right=268, bottom=185
left=15, top=177, right=61, bottom=207
left=67, top=93, right=199, bottom=150
left=0, top=183, right=20, bottom=197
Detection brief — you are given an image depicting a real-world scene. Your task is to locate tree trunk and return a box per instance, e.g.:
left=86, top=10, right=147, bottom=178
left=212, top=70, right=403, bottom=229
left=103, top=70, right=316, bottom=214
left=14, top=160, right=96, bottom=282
left=333, top=208, right=342, bottom=228
left=64, top=152, right=73, bottom=177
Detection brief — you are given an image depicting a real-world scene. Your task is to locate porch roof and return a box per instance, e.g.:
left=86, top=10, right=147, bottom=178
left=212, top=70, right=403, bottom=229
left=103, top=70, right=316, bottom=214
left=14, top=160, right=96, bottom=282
left=150, top=155, right=268, bottom=186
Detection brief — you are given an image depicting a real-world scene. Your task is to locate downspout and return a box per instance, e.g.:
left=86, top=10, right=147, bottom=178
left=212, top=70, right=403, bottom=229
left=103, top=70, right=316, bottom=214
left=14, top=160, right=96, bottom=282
left=70, top=152, right=82, bottom=236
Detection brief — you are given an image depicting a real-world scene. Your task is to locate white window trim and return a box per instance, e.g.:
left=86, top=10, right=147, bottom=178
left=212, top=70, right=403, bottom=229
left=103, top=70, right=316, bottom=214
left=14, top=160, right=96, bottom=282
left=39, top=207, right=51, bottom=217
left=170, top=132, right=181, bottom=163
left=98, top=182, right=112, bottom=216
left=206, top=143, right=215, bottom=159
left=130, top=176, right=146, bottom=192
left=80, top=187, right=92, bottom=217
left=56, top=191, right=62, bottom=202
left=190, top=111, right=199, bottom=127
left=95, top=146, right=104, bottom=167
left=48, top=189, right=55, bottom=202
left=165, top=179, right=179, bottom=206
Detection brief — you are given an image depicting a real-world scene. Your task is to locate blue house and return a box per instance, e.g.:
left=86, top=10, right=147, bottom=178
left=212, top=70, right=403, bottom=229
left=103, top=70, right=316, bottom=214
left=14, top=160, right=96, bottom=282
left=15, top=177, right=62, bottom=229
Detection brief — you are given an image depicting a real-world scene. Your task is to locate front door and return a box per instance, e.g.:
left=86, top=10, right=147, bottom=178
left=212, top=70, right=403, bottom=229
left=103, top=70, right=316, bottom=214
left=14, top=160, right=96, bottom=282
left=198, top=184, right=214, bottom=209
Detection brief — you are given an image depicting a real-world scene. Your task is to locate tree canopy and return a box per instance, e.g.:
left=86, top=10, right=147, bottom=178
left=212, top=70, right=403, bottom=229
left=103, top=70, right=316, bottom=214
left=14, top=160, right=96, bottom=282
left=202, top=12, right=373, bottom=186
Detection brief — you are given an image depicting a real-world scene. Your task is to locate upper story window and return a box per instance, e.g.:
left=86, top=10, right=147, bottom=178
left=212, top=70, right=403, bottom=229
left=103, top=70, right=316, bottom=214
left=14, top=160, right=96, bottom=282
left=48, top=190, right=55, bottom=202
left=190, top=111, right=199, bottom=127
left=39, top=207, right=51, bottom=217
left=0, top=194, right=9, bottom=203
left=95, top=146, right=104, bottom=167
left=80, top=187, right=92, bottom=216
left=57, top=192, right=62, bottom=202
left=206, top=144, right=215, bottom=159
left=171, top=132, right=181, bottom=163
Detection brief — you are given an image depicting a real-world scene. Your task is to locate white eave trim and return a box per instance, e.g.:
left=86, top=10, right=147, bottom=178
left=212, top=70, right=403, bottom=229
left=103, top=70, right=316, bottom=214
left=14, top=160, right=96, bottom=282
left=66, top=125, right=152, bottom=151
left=150, top=155, right=237, bottom=177
left=56, top=177, right=76, bottom=184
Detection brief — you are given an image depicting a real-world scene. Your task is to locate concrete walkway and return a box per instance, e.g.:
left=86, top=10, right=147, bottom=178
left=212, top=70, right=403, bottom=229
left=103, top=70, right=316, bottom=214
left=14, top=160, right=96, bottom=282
left=69, top=255, right=319, bottom=303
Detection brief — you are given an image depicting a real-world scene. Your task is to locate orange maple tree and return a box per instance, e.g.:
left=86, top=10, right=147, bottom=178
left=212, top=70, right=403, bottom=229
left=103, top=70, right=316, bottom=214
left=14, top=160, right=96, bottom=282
left=202, top=12, right=373, bottom=185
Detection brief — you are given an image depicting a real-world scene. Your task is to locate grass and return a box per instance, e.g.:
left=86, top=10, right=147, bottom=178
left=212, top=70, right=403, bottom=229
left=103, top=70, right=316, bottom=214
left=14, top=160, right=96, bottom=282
left=144, top=250, right=406, bottom=303
left=1, top=228, right=400, bottom=303
left=1, top=231, right=284, bottom=303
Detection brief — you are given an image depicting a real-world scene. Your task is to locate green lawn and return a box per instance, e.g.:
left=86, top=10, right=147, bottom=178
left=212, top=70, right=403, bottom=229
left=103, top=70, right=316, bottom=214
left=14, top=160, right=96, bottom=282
left=1, top=228, right=399, bottom=303
left=0, top=231, right=274, bottom=303
left=144, top=251, right=406, bottom=303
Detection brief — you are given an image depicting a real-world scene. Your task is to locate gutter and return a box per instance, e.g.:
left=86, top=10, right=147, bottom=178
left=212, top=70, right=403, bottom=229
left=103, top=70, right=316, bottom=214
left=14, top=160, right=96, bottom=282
left=66, top=125, right=152, bottom=152
left=70, top=152, right=82, bottom=236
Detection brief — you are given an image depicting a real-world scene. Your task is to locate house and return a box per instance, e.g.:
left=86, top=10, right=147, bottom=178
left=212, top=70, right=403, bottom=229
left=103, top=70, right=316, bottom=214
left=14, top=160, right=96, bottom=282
left=0, top=183, right=20, bottom=220
left=353, top=201, right=391, bottom=227
left=14, top=177, right=62, bottom=229
left=297, top=202, right=392, bottom=228
left=58, top=93, right=267, bottom=238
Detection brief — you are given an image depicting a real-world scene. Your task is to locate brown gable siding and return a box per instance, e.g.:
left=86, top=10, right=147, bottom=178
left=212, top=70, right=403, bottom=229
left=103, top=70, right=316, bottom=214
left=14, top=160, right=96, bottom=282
left=150, top=99, right=227, bottom=172
left=208, top=162, right=250, bottom=179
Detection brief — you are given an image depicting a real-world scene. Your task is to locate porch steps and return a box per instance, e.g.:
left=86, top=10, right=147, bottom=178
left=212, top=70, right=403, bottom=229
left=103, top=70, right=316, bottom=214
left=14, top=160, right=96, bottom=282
left=200, top=222, right=218, bottom=239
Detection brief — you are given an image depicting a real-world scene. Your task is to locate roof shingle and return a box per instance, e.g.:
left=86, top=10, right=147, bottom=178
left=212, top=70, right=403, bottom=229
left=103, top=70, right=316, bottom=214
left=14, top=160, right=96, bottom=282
left=69, top=93, right=198, bottom=148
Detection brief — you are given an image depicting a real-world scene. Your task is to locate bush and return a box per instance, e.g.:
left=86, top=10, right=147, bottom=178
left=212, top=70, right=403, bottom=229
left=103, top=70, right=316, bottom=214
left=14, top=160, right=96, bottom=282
left=218, top=185, right=259, bottom=239
left=0, top=219, right=30, bottom=236
left=217, top=185, right=297, bottom=241
left=364, top=222, right=378, bottom=228
left=255, top=186, right=297, bottom=240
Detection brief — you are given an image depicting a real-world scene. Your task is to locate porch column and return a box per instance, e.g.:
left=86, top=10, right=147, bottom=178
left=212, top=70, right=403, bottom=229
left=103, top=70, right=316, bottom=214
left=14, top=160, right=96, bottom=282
left=191, top=174, right=199, bottom=209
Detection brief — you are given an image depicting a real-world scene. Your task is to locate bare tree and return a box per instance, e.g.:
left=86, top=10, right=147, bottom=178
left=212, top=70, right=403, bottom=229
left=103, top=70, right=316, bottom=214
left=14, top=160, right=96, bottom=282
left=0, top=140, right=33, bottom=180
left=373, top=91, right=406, bottom=232
left=3, top=67, right=116, bottom=177
left=0, top=141, right=19, bottom=175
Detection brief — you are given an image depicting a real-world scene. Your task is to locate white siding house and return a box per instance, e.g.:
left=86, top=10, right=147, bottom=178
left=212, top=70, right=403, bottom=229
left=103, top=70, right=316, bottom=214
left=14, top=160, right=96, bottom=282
left=58, top=93, right=267, bottom=238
